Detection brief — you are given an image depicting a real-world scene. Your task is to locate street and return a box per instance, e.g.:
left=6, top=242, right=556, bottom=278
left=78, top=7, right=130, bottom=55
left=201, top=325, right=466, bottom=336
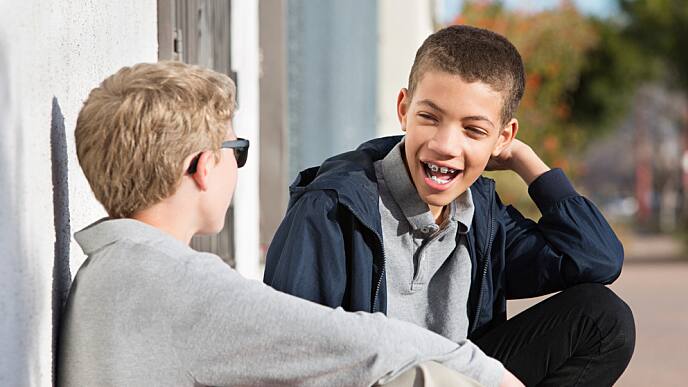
left=508, top=233, right=687, bottom=386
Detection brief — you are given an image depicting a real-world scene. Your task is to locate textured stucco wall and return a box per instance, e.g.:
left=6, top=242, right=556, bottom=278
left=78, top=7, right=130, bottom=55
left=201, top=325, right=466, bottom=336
left=0, top=1, right=157, bottom=385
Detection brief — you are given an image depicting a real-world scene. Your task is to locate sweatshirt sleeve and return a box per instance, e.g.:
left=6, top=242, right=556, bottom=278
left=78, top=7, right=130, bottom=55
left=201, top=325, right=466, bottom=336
left=176, top=256, right=504, bottom=387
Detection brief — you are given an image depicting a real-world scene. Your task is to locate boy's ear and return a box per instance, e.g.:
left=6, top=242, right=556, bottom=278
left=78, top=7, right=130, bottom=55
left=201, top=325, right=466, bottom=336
left=190, top=151, right=215, bottom=191
left=397, top=88, right=410, bottom=131
left=492, top=118, right=519, bottom=157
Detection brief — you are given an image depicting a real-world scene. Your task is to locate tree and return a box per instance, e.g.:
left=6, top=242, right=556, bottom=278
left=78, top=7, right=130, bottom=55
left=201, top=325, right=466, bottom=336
left=620, top=0, right=688, bottom=89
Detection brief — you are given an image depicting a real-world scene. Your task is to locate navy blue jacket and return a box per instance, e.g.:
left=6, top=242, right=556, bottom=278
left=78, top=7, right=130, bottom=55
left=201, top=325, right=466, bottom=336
left=264, top=136, right=624, bottom=339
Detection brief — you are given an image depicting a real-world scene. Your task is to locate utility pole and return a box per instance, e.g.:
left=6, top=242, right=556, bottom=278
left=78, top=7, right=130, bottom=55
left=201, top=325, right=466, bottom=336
left=635, top=90, right=652, bottom=226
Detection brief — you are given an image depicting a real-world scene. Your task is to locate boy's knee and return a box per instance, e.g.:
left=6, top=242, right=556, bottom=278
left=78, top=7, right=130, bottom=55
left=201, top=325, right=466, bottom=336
left=564, top=283, right=636, bottom=360
left=568, top=284, right=632, bottom=321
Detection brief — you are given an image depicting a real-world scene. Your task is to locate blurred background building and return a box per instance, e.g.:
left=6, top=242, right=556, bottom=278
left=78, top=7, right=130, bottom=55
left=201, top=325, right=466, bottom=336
left=1, top=0, right=686, bottom=385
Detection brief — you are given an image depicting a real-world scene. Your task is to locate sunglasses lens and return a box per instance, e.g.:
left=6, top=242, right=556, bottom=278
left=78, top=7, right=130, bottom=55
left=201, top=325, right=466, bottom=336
left=234, top=147, right=248, bottom=168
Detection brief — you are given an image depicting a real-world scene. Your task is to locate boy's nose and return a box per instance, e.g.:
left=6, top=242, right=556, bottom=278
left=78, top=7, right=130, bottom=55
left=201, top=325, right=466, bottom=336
left=428, top=127, right=464, bottom=158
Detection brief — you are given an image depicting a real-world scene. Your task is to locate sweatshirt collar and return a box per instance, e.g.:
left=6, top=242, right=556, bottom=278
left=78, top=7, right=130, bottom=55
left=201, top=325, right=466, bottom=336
left=74, top=218, right=194, bottom=256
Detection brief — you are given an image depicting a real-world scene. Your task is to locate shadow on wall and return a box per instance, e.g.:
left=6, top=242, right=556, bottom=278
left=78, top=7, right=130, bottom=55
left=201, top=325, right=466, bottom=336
left=0, top=34, right=72, bottom=385
left=50, top=96, right=72, bottom=383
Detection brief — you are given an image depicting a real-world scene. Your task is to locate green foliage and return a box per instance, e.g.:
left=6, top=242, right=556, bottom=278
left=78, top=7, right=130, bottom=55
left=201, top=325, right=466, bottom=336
left=619, top=0, right=688, bottom=89
left=567, top=18, right=652, bottom=137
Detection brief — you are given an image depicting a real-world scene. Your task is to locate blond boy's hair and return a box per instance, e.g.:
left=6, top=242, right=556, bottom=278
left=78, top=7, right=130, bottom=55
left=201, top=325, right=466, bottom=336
left=75, top=61, right=237, bottom=218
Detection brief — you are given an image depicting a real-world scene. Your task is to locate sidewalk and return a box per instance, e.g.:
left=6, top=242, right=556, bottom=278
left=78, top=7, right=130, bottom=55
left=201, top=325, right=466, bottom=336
left=508, top=231, right=686, bottom=386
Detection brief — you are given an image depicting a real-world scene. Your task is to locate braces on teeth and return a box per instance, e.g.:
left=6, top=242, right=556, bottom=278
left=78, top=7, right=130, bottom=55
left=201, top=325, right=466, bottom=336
left=427, top=163, right=456, bottom=174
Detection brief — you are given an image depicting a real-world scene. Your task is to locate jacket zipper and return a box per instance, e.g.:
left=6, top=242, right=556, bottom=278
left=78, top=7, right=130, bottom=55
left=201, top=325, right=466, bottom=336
left=338, top=202, right=386, bottom=313
left=372, top=248, right=385, bottom=313
left=471, top=182, right=496, bottom=331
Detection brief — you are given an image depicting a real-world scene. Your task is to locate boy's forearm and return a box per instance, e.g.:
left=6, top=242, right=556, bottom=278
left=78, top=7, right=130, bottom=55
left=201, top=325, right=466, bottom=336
left=510, top=143, right=550, bottom=186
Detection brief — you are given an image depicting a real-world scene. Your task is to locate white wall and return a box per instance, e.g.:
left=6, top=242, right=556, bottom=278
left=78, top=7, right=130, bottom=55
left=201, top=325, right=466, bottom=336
left=231, top=0, right=262, bottom=280
left=0, top=1, right=158, bottom=385
left=377, top=0, right=434, bottom=137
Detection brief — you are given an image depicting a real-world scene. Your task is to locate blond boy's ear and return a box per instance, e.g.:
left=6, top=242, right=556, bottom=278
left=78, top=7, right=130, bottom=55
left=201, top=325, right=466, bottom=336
left=397, top=88, right=410, bottom=131
left=492, top=118, right=519, bottom=157
left=190, top=151, right=215, bottom=191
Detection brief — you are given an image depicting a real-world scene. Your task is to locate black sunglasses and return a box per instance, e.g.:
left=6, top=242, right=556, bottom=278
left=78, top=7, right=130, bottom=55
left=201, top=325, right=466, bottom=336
left=187, top=138, right=250, bottom=174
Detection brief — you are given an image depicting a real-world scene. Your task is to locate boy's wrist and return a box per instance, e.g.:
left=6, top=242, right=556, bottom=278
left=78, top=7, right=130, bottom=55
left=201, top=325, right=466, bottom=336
left=510, top=144, right=550, bottom=185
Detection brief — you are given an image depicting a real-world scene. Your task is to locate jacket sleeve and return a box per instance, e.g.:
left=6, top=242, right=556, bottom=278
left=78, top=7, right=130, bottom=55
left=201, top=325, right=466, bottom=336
left=263, top=190, right=348, bottom=308
left=500, top=169, right=624, bottom=299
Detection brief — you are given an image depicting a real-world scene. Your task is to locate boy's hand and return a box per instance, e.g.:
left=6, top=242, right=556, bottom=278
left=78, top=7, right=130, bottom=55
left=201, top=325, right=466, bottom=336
left=499, top=369, right=525, bottom=387
left=486, top=139, right=550, bottom=185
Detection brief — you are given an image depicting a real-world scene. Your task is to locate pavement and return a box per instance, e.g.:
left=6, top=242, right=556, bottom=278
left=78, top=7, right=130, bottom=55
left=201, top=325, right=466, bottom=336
left=507, top=232, right=687, bottom=386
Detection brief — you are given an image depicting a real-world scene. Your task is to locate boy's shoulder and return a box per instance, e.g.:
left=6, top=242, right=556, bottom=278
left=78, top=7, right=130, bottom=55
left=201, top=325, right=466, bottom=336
left=281, top=136, right=403, bottom=227
left=74, top=219, right=224, bottom=280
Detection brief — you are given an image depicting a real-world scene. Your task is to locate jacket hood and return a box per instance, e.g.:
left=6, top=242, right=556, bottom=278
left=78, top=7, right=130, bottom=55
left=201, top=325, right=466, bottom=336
left=288, top=136, right=402, bottom=233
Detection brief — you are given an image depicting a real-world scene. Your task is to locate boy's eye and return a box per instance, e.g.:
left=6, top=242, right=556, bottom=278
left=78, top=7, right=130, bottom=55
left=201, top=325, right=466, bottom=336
left=417, top=113, right=437, bottom=122
left=466, top=126, right=488, bottom=137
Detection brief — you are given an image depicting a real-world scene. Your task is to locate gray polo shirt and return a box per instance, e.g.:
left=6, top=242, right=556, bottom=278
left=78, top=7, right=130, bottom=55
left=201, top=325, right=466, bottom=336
left=59, top=218, right=504, bottom=387
left=374, top=141, right=498, bottom=382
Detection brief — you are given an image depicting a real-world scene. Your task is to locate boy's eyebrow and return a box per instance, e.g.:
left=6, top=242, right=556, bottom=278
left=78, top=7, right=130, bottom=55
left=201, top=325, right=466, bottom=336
left=462, top=115, right=496, bottom=129
left=417, top=99, right=496, bottom=129
left=417, top=99, right=447, bottom=115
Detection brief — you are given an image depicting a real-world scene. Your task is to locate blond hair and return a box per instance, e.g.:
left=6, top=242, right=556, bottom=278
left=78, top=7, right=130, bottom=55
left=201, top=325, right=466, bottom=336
left=75, top=61, right=237, bottom=218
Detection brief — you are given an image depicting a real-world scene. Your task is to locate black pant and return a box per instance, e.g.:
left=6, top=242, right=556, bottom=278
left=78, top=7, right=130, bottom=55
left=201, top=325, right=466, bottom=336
left=474, top=284, right=635, bottom=387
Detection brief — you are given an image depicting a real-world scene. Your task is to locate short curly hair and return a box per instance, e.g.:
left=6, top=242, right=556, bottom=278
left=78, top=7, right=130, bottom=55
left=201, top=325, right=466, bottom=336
left=408, top=25, right=525, bottom=126
left=75, top=61, right=237, bottom=218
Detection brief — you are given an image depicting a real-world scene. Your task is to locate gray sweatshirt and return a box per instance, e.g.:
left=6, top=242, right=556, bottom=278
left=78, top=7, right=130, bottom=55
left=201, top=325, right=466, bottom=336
left=58, top=218, right=502, bottom=387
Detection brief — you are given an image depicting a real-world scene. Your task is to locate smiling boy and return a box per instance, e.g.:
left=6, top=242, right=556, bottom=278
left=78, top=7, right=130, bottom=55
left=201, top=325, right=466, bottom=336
left=264, top=25, right=635, bottom=386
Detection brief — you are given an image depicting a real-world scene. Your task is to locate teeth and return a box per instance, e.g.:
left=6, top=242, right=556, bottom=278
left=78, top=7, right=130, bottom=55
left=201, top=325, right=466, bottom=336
left=430, top=175, right=450, bottom=185
left=440, top=167, right=448, bottom=174
left=429, top=164, right=439, bottom=172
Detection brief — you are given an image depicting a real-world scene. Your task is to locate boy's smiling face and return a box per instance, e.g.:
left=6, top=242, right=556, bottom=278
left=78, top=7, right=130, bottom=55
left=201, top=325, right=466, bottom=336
left=398, top=71, right=517, bottom=217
